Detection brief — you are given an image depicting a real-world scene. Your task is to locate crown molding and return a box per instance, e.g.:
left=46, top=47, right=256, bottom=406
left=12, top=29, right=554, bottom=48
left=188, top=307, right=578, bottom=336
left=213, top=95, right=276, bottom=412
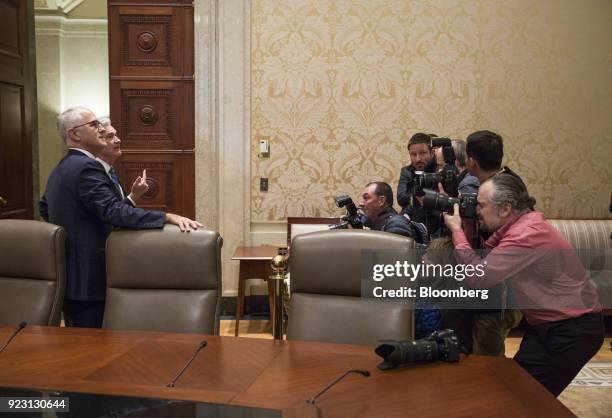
left=35, top=15, right=107, bottom=39
left=35, top=0, right=86, bottom=14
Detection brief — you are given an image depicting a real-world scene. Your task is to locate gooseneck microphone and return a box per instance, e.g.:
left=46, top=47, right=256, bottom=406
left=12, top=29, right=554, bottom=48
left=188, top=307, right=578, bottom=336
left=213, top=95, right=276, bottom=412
left=166, top=340, right=208, bottom=388
left=307, top=369, right=370, bottom=404
left=0, top=321, right=27, bottom=354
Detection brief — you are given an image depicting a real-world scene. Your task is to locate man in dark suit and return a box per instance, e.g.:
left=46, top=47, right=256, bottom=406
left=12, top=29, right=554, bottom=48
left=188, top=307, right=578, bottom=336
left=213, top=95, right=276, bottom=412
left=40, top=107, right=201, bottom=328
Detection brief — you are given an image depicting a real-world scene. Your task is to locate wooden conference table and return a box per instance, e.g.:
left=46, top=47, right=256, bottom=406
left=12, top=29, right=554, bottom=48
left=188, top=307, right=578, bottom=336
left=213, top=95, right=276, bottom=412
left=0, top=325, right=575, bottom=417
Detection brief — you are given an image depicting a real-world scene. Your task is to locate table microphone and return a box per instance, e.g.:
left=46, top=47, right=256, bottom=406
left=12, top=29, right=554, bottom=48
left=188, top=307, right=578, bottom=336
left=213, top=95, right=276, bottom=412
left=166, top=340, right=208, bottom=388
left=307, top=369, right=370, bottom=404
left=0, top=321, right=27, bottom=354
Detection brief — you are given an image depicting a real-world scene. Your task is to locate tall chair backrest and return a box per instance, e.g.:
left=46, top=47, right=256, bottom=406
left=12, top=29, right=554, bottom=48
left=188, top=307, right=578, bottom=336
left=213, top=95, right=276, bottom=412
left=103, top=226, right=223, bottom=334
left=287, top=217, right=341, bottom=248
left=287, top=229, right=415, bottom=346
left=0, top=220, right=66, bottom=326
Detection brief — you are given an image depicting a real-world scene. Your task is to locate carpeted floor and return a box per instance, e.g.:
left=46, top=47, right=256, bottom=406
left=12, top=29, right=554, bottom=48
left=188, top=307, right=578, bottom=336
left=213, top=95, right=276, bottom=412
left=221, top=320, right=612, bottom=418
left=570, top=363, right=612, bottom=387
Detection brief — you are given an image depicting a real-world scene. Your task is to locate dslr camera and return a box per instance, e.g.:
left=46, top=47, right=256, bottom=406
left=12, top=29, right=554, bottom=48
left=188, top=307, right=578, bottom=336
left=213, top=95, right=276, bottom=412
left=330, top=195, right=364, bottom=229
left=411, top=138, right=459, bottom=197
left=422, top=189, right=478, bottom=219
left=375, top=329, right=461, bottom=370
left=413, top=169, right=459, bottom=198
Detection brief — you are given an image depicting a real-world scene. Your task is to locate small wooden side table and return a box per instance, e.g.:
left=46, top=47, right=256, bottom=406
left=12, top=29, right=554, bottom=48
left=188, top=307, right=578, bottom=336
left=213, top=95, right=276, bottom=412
left=231, top=246, right=279, bottom=336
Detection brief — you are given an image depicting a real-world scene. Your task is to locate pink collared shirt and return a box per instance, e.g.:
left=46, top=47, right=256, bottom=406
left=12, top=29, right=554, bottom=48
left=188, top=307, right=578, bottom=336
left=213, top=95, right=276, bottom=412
left=452, top=211, right=601, bottom=325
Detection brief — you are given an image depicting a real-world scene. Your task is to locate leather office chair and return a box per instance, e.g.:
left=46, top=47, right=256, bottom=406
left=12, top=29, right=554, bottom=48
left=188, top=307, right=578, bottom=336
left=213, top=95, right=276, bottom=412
left=103, top=226, right=223, bottom=334
left=0, top=219, right=66, bottom=326
left=286, top=229, right=415, bottom=346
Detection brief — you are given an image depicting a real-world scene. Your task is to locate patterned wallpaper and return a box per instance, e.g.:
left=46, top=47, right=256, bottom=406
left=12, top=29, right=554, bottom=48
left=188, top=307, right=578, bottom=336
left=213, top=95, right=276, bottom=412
left=251, top=0, right=612, bottom=221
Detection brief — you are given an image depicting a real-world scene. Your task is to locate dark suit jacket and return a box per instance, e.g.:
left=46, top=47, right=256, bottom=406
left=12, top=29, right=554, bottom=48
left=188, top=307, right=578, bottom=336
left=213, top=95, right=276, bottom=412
left=40, top=149, right=165, bottom=301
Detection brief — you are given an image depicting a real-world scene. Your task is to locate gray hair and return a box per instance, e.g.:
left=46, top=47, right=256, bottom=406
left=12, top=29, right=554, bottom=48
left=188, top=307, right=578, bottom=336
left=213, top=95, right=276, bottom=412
left=99, top=116, right=112, bottom=127
left=488, top=174, right=535, bottom=213
left=451, top=139, right=466, bottom=167
left=56, top=107, right=92, bottom=143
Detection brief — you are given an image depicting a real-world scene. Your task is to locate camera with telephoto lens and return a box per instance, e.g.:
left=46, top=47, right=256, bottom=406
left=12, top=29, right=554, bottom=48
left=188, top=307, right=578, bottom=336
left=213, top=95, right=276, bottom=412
left=375, top=329, right=461, bottom=370
left=330, top=195, right=364, bottom=229
left=422, top=189, right=478, bottom=219
left=413, top=169, right=459, bottom=198
left=430, top=137, right=459, bottom=197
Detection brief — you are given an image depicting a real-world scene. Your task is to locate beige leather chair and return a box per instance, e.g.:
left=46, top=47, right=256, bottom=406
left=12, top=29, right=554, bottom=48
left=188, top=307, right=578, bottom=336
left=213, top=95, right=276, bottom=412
left=103, top=226, right=223, bottom=334
left=0, top=220, right=66, bottom=326
left=286, top=229, right=415, bottom=346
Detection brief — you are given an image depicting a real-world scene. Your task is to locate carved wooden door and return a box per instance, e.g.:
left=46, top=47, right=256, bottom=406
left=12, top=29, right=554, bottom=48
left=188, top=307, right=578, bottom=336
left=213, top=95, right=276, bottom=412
left=0, top=0, right=34, bottom=219
left=108, top=0, right=195, bottom=218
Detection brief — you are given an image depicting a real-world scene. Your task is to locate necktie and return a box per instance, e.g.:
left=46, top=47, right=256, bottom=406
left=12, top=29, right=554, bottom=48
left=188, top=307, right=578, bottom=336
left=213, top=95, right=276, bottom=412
left=109, top=167, right=124, bottom=198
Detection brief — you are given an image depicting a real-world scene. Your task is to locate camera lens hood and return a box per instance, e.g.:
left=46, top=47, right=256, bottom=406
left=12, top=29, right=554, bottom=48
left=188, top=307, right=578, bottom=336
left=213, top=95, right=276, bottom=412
left=374, top=340, right=413, bottom=370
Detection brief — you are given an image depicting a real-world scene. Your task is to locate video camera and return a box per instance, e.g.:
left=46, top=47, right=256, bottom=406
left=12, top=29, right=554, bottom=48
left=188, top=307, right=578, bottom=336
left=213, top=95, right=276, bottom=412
left=375, top=329, right=462, bottom=370
left=330, top=195, right=364, bottom=229
left=422, top=189, right=478, bottom=219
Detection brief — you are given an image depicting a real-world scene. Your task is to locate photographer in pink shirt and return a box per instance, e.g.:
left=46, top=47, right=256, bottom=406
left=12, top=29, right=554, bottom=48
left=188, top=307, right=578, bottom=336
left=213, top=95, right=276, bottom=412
left=444, top=173, right=603, bottom=396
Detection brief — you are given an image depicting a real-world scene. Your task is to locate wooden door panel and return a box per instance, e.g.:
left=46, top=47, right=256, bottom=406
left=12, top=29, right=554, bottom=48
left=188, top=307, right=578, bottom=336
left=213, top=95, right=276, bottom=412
left=115, top=152, right=195, bottom=219
left=110, top=79, right=194, bottom=150
left=0, top=83, right=28, bottom=218
left=109, top=0, right=195, bottom=219
left=0, top=0, right=20, bottom=57
left=0, top=0, right=33, bottom=220
left=109, top=4, right=193, bottom=79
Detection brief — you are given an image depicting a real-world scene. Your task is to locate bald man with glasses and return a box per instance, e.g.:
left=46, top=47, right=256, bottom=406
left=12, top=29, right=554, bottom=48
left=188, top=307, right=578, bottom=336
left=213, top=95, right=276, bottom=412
left=40, top=107, right=201, bottom=328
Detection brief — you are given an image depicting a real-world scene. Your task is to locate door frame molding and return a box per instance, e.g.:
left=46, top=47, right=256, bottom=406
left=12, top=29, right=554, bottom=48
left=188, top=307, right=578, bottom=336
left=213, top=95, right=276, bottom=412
left=195, top=0, right=252, bottom=296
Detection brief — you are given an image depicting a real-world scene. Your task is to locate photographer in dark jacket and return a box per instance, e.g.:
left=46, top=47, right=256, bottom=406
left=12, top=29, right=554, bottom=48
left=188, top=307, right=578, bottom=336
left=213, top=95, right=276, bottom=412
left=397, top=133, right=441, bottom=238
left=359, top=182, right=417, bottom=238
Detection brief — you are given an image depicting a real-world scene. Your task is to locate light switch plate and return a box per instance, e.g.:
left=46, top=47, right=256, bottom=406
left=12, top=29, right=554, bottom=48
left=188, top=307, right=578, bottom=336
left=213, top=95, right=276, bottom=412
left=260, top=177, right=269, bottom=192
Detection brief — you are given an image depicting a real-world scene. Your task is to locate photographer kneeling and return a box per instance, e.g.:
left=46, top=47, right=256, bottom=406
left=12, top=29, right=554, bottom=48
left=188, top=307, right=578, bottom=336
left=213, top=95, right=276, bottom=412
left=443, top=174, right=604, bottom=396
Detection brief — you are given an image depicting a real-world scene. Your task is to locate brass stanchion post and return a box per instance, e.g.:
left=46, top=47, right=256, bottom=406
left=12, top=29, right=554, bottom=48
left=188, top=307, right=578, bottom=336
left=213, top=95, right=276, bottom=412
left=269, top=247, right=287, bottom=340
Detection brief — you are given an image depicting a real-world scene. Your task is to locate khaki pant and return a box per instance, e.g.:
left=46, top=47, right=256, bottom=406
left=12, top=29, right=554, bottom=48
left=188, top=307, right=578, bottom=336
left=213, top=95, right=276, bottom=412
left=472, top=309, right=523, bottom=356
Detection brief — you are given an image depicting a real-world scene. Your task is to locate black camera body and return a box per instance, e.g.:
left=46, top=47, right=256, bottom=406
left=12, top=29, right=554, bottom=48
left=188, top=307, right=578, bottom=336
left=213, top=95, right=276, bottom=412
left=331, top=195, right=364, bottom=229
left=431, top=137, right=459, bottom=197
left=422, top=190, right=478, bottom=219
left=411, top=138, right=459, bottom=198
left=375, top=329, right=461, bottom=370
left=413, top=168, right=459, bottom=198
left=431, top=137, right=455, bottom=161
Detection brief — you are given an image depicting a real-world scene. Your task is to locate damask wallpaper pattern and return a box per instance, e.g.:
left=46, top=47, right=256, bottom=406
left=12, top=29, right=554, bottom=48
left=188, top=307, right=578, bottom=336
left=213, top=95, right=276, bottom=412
left=251, top=0, right=612, bottom=221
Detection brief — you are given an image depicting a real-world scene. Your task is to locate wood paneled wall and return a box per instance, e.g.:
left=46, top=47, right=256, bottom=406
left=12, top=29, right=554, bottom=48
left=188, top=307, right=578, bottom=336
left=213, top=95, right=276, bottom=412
left=108, top=0, right=195, bottom=218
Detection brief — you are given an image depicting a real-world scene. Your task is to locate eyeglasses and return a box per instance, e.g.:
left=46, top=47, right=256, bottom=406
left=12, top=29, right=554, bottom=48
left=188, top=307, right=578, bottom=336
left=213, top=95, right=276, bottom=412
left=70, top=119, right=103, bottom=131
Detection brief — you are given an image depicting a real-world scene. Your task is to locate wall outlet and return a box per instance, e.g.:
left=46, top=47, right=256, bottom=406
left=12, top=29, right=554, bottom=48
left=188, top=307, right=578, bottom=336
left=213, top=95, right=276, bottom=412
left=260, top=177, right=269, bottom=192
